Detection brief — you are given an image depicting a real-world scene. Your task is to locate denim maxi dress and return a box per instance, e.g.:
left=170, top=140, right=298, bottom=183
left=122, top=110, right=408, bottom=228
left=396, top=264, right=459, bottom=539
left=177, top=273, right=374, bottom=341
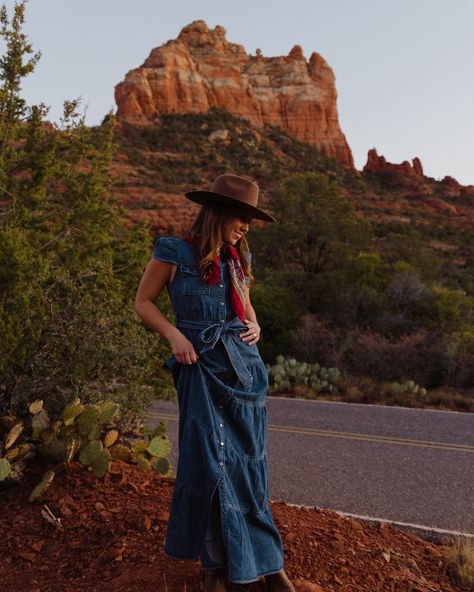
left=152, top=236, right=285, bottom=584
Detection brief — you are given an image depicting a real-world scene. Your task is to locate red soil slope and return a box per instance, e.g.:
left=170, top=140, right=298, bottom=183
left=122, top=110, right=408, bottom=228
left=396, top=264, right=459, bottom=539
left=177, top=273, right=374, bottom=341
left=0, top=460, right=468, bottom=592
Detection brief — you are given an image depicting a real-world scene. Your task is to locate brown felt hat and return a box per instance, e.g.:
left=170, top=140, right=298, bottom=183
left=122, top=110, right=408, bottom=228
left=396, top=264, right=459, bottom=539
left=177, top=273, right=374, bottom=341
left=184, top=174, right=277, bottom=222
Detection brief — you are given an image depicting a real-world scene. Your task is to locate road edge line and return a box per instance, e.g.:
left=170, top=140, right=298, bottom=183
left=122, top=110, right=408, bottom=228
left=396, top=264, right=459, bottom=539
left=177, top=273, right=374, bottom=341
left=271, top=500, right=474, bottom=543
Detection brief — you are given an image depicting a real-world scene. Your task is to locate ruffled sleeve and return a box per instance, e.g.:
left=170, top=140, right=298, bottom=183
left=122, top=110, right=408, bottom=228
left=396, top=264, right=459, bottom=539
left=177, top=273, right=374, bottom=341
left=151, top=236, right=180, bottom=265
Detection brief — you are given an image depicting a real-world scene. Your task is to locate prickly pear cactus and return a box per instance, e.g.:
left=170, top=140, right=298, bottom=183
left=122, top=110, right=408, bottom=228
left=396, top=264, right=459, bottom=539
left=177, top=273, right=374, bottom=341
left=0, top=396, right=173, bottom=496
left=388, top=379, right=428, bottom=399
left=267, top=355, right=342, bottom=395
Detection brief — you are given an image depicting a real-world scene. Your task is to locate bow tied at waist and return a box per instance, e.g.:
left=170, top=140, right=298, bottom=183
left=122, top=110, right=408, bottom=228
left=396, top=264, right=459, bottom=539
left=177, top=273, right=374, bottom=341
left=176, top=317, right=254, bottom=392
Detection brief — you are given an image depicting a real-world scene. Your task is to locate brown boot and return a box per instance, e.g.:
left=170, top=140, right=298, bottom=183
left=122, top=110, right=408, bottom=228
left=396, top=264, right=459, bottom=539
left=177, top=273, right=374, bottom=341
left=264, top=568, right=295, bottom=591
left=200, top=566, right=228, bottom=592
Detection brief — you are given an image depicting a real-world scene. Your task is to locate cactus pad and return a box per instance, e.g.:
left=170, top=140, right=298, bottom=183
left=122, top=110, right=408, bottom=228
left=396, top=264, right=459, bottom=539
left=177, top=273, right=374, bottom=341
left=98, top=402, right=119, bottom=425
left=31, top=409, right=50, bottom=438
left=28, top=399, right=44, bottom=415
left=77, top=407, right=100, bottom=439
left=131, top=439, right=149, bottom=455
left=147, top=436, right=171, bottom=458
left=0, top=458, right=11, bottom=481
left=104, top=429, right=119, bottom=448
left=5, top=423, right=24, bottom=450
left=109, top=444, right=133, bottom=463
left=62, top=402, right=85, bottom=426
left=79, top=440, right=103, bottom=466
left=28, top=470, right=55, bottom=502
left=136, top=455, right=152, bottom=471
left=5, top=443, right=32, bottom=462
left=92, top=449, right=110, bottom=478
left=153, top=457, right=170, bottom=475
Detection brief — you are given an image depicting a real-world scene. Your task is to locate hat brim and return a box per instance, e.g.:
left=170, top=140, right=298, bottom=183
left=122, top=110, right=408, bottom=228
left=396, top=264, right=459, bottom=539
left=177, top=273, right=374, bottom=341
left=184, top=190, right=277, bottom=223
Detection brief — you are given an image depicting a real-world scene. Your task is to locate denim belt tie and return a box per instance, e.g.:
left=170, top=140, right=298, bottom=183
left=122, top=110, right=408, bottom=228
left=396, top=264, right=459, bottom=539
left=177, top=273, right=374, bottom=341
left=176, top=316, right=254, bottom=392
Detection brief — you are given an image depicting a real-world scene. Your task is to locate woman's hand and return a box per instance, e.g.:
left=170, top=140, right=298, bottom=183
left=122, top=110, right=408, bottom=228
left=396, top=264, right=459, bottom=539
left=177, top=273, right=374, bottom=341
left=240, top=319, right=261, bottom=345
left=169, top=331, right=200, bottom=365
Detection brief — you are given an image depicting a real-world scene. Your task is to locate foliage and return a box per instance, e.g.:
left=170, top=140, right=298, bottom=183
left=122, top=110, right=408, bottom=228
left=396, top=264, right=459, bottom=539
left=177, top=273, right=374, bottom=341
left=437, top=325, right=474, bottom=388
left=249, top=171, right=386, bottom=322
left=253, top=171, right=373, bottom=275
left=0, top=1, right=175, bottom=419
left=426, top=285, right=474, bottom=327
left=249, top=282, right=301, bottom=364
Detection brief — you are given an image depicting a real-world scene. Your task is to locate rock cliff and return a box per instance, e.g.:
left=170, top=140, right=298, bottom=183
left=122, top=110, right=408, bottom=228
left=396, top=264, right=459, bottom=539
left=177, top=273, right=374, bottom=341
left=114, top=20, right=354, bottom=168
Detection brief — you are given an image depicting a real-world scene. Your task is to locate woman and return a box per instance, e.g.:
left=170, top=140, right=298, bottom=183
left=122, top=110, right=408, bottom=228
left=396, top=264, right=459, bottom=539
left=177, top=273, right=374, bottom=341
left=134, top=174, right=295, bottom=591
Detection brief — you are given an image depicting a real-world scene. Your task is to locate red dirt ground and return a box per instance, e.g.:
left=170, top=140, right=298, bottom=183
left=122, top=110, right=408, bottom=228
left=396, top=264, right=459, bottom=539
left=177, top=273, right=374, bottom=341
left=0, top=459, right=469, bottom=592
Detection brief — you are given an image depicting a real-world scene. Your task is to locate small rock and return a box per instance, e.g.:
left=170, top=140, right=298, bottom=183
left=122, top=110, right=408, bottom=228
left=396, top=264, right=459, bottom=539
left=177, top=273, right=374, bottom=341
left=208, top=129, right=231, bottom=143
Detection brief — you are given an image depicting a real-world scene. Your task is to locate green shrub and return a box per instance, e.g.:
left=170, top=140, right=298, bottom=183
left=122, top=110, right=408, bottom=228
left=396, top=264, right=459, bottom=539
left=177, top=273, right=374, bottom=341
left=249, top=284, right=301, bottom=364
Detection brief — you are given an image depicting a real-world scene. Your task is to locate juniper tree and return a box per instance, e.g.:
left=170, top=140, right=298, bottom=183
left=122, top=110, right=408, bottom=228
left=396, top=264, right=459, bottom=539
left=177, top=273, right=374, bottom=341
left=0, top=1, right=173, bottom=418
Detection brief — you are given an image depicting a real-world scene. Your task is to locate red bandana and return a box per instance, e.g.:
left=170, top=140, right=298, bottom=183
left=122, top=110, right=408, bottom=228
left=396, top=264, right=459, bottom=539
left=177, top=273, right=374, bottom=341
left=183, top=233, right=247, bottom=322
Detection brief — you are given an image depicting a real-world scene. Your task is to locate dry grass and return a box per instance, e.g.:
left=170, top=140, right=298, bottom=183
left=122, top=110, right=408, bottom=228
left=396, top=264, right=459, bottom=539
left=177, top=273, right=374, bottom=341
left=443, top=535, right=474, bottom=590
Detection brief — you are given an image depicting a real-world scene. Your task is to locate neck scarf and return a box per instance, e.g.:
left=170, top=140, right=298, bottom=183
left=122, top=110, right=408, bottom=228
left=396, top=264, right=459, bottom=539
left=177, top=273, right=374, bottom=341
left=183, top=233, right=247, bottom=322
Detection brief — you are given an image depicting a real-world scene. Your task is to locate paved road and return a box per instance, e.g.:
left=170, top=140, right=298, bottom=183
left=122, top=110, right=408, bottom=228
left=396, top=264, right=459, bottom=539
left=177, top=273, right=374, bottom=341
left=146, top=396, right=474, bottom=537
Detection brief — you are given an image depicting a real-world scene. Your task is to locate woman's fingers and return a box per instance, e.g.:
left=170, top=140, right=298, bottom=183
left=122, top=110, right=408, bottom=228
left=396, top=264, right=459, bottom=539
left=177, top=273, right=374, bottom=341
left=243, top=335, right=258, bottom=345
left=178, top=349, right=199, bottom=364
left=240, top=323, right=260, bottom=345
left=171, top=333, right=199, bottom=364
left=240, top=320, right=255, bottom=341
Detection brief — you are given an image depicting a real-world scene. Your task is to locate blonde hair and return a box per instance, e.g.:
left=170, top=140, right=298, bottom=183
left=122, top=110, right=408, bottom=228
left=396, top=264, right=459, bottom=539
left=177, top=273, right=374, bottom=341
left=186, top=204, right=254, bottom=287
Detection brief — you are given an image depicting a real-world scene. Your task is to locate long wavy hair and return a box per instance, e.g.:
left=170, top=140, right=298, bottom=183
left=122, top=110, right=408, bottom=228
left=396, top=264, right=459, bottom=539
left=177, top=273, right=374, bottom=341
left=185, top=203, right=254, bottom=287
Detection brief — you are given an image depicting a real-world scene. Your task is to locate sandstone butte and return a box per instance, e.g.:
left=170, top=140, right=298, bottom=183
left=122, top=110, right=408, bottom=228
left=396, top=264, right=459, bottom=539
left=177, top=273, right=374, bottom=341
left=114, top=19, right=354, bottom=169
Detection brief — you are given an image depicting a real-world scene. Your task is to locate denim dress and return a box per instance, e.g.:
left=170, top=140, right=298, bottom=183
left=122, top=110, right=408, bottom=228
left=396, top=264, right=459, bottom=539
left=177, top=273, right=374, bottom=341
left=151, top=236, right=285, bottom=584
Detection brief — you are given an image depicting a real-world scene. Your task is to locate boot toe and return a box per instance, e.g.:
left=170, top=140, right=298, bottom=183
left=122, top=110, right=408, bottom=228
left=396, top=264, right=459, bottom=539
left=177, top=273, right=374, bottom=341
left=200, top=567, right=228, bottom=592
left=264, top=568, right=295, bottom=591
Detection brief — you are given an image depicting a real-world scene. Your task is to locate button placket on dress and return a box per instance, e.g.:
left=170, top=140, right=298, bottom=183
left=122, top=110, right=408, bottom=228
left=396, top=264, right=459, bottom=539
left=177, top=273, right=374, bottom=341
left=218, top=262, right=225, bottom=463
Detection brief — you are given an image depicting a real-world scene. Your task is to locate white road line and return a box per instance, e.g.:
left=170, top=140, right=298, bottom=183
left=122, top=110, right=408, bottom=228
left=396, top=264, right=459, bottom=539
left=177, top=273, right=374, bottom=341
left=275, top=501, right=474, bottom=539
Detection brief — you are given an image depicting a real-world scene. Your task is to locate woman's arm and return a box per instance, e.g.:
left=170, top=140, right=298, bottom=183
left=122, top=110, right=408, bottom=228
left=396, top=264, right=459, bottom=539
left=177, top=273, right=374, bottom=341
left=241, top=286, right=261, bottom=345
left=134, top=259, right=200, bottom=364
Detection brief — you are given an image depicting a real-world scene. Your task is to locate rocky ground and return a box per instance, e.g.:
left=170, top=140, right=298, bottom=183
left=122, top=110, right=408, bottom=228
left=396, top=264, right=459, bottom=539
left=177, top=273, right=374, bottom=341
left=0, top=459, right=469, bottom=592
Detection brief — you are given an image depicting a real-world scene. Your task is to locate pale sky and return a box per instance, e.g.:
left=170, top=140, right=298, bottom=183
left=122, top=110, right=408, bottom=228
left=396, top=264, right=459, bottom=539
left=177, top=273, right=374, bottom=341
left=3, top=0, right=474, bottom=185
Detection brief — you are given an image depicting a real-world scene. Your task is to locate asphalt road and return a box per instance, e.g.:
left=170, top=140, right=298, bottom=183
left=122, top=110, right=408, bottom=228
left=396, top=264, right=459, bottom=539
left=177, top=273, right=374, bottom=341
left=146, top=396, right=474, bottom=538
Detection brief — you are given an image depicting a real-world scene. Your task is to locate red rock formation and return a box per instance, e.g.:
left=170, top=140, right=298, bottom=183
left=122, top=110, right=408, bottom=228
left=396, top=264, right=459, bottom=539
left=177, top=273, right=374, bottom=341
left=364, top=148, right=424, bottom=177
left=114, top=20, right=354, bottom=168
left=363, top=148, right=433, bottom=195
left=364, top=148, right=474, bottom=198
